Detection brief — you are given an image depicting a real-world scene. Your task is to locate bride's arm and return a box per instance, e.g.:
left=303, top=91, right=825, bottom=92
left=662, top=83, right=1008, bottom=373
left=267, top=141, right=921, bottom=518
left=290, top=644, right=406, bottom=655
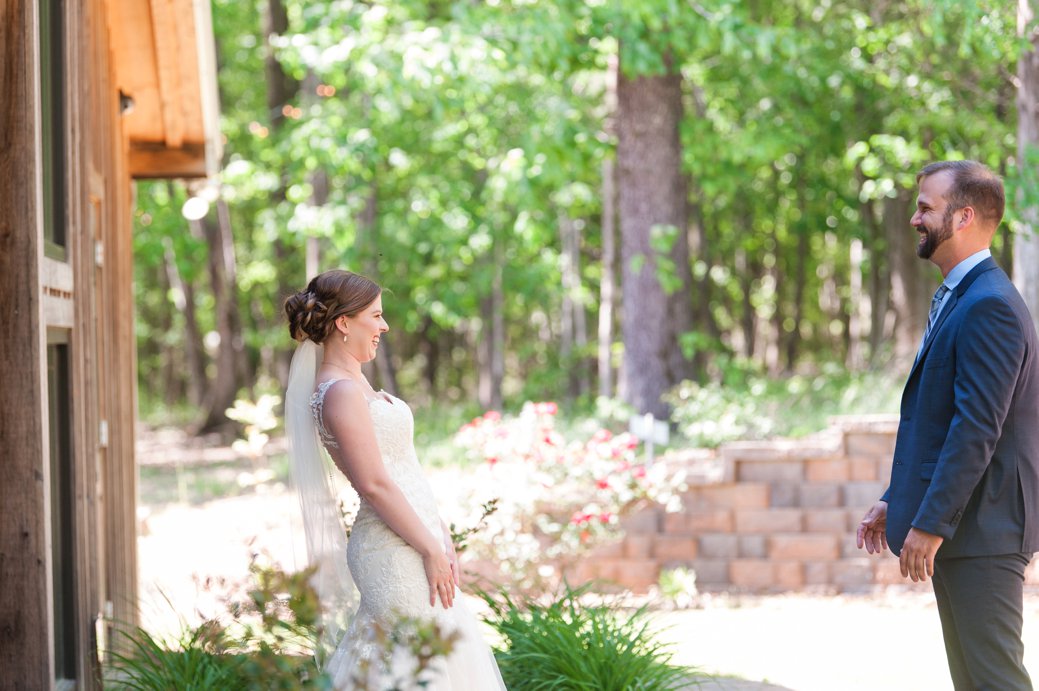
left=322, top=380, right=454, bottom=608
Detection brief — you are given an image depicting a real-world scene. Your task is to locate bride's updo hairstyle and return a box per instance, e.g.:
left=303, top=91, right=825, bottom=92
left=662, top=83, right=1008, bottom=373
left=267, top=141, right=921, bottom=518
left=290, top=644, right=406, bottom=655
left=284, top=270, right=381, bottom=344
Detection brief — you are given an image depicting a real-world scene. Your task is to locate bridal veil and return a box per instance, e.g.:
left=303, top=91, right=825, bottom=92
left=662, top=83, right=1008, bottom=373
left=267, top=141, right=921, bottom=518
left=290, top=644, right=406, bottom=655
left=284, top=339, right=357, bottom=663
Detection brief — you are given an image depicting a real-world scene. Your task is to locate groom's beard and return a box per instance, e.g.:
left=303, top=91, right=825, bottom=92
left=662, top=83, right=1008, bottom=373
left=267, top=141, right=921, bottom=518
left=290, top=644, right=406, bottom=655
left=916, top=209, right=954, bottom=259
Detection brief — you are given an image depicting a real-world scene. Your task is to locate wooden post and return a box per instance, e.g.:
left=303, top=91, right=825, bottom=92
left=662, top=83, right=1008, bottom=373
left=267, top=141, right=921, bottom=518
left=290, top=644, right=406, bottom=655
left=0, top=0, right=52, bottom=685
left=1015, top=0, right=1039, bottom=327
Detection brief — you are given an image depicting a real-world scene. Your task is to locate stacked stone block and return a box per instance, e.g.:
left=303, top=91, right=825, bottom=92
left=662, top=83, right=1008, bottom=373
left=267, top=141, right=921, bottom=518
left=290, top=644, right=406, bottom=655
left=576, top=415, right=940, bottom=593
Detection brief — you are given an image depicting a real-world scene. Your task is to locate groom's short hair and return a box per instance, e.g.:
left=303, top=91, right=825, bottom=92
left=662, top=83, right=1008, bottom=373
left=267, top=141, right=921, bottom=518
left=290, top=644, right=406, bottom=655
left=917, top=160, right=1005, bottom=228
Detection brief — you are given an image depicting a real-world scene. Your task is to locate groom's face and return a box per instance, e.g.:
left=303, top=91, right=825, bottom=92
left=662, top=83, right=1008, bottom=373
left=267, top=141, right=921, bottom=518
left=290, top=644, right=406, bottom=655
left=911, top=172, right=956, bottom=260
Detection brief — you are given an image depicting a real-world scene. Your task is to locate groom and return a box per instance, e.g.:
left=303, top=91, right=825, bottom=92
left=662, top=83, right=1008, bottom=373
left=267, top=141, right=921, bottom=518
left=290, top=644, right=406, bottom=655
left=857, top=160, right=1039, bottom=690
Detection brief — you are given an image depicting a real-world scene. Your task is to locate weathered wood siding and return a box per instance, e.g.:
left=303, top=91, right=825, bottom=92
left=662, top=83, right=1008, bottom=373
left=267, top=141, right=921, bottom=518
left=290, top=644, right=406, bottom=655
left=0, top=0, right=51, bottom=685
left=2, top=0, right=143, bottom=685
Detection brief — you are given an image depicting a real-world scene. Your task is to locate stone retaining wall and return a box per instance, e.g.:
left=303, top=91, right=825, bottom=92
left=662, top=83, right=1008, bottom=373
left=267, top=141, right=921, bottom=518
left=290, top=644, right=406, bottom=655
left=574, top=415, right=1037, bottom=593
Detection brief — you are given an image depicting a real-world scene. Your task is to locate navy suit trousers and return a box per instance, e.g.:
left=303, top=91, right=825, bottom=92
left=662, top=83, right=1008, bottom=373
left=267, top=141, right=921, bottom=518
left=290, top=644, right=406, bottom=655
left=932, top=553, right=1033, bottom=691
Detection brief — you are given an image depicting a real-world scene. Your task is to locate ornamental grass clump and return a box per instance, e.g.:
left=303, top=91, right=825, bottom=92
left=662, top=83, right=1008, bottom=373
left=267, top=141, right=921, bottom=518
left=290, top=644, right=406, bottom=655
left=478, top=583, right=698, bottom=690
left=105, top=621, right=246, bottom=690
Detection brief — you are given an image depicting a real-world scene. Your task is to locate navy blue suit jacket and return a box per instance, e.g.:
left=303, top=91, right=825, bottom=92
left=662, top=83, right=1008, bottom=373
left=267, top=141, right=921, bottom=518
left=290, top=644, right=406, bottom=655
left=883, top=257, right=1039, bottom=558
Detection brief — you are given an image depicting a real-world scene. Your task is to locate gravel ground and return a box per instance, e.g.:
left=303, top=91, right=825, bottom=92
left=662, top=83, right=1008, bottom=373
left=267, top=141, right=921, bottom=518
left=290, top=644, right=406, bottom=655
left=657, top=591, right=1039, bottom=690
left=137, top=462, right=1039, bottom=691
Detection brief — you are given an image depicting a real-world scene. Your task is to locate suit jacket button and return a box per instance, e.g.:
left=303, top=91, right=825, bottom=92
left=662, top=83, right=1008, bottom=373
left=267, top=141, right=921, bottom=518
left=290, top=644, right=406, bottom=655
left=951, top=510, right=962, bottom=525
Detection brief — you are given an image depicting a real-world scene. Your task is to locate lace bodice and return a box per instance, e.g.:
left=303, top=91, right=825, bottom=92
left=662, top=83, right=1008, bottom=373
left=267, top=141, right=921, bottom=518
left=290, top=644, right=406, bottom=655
left=311, top=378, right=377, bottom=449
left=309, top=379, right=441, bottom=550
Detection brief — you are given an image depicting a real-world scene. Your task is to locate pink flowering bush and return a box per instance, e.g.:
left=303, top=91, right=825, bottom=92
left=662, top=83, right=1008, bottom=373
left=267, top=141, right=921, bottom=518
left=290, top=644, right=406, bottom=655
left=451, top=402, right=687, bottom=592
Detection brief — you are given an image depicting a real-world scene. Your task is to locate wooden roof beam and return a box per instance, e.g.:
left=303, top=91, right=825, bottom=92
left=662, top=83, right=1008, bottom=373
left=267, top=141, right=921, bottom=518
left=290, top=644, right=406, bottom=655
left=128, top=141, right=206, bottom=179
left=148, top=0, right=186, bottom=150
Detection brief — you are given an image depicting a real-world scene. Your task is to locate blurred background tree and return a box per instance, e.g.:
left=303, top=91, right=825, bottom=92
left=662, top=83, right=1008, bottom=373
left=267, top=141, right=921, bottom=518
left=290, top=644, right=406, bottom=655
left=132, top=0, right=1031, bottom=434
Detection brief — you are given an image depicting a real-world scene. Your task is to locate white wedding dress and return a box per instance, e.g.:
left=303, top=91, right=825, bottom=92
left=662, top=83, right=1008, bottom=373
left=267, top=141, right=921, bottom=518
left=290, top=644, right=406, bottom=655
left=310, top=380, right=506, bottom=690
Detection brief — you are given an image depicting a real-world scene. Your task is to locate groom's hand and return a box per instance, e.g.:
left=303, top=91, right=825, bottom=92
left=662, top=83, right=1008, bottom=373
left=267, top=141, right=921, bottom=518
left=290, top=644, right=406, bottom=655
left=856, top=500, right=888, bottom=554
left=899, top=527, right=943, bottom=582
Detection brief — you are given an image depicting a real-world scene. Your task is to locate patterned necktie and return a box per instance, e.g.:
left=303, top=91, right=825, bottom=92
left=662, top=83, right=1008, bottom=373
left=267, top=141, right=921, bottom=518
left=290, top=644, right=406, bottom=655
left=922, top=283, right=950, bottom=346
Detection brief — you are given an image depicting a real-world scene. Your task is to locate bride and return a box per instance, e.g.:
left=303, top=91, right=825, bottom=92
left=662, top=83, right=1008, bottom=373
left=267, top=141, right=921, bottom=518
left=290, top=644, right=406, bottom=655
left=283, top=269, right=506, bottom=690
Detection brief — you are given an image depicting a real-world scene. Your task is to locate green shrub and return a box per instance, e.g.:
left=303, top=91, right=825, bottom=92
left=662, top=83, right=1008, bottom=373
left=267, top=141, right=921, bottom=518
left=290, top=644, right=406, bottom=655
left=105, top=563, right=327, bottom=689
left=667, top=365, right=901, bottom=448
left=106, top=559, right=459, bottom=690
left=104, top=622, right=247, bottom=690
left=658, top=568, right=699, bottom=610
left=478, top=583, right=698, bottom=690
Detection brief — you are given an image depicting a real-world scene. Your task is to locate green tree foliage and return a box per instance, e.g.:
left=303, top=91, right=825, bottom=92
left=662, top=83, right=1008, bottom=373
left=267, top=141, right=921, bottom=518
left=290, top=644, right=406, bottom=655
left=133, top=0, right=1023, bottom=426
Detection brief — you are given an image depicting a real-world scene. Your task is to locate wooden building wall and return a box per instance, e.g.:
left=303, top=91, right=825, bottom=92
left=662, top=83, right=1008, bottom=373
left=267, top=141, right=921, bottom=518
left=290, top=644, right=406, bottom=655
left=2, top=0, right=150, bottom=686
left=0, top=0, right=51, bottom=686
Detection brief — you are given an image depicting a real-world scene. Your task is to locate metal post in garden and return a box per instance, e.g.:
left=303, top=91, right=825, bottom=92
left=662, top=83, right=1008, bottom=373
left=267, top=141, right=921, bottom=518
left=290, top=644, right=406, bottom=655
left=629, top=412, right=669, bottom=466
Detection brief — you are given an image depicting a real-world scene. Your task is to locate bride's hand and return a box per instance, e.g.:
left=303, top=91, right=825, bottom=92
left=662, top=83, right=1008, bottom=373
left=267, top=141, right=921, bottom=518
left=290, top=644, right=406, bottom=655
left=422, top=550, right=455, bottom=609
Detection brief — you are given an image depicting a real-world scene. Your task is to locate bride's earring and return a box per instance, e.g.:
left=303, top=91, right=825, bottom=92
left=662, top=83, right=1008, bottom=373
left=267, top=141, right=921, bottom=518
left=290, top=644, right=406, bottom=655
left=343, top=332, right=349, bottom=344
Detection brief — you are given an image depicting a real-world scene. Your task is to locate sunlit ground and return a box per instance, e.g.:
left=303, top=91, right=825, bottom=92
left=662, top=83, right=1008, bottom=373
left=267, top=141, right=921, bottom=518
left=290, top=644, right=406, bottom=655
left=136, top=430, right=1039, bottom=691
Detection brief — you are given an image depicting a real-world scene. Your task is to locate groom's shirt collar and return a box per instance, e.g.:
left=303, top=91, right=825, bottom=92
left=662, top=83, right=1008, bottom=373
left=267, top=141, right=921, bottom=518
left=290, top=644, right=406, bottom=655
left=943, top=248, right=991, bottom=293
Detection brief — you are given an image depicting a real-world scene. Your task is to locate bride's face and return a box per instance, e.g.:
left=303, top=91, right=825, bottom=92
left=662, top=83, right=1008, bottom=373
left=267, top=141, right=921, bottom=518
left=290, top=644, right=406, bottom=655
left=344, top=294, right=389, bottom=362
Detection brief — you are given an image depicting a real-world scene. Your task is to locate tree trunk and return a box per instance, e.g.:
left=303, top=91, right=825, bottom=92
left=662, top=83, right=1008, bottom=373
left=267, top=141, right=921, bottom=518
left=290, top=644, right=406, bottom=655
left=735, top=247, right=757, bottom=359
left=491, top=244, right=505, bottom=408
left=264, top=0, right=299, bottom=387
left=861, top=198, right=891, bottom=366
left=616, top=57, right=693, bottom=417
left=264, top=0, right=297, bottom=130
left=353, top=179, right=399, bottom=395
left=688, top=195, right=717, bottom=381
left=560, top=213, right=574, bottom=390
left=885, top=191, right=933, bottom=364
left=418, top=315, right=439, bottom=396
left=687, top=84, right=718, bottom=381
left=476, top=270, right=505, bottom=411
left=785, top=227, right=809, bottom=372
left=197, top=198, right=245, bottom=433
left=373, top=336, right=399, bottom=397
left=766, top=224, right=783, bottom=376
left=560, top=211, right=589, bottom=398
left=1015, top=0, right=1039, bottom=327
left=846, top=238, right=865, bottom=370
left=163, top=237, right=205, bottom=407
left=598, top=157, right=617, bottom=399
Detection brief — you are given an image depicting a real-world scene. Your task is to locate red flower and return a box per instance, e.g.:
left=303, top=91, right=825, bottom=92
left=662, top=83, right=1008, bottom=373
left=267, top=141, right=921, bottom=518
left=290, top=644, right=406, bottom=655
left=632, top=466, right=647, bottom=479
left=592, top=429, right=613, bottom=443
left=487, top=456, right=499, bottom=466
left=483, top=410, right=501, bottom=421
left=598, top=512, right=612, bottom=523
left=596, top=478, right=610, bottom=490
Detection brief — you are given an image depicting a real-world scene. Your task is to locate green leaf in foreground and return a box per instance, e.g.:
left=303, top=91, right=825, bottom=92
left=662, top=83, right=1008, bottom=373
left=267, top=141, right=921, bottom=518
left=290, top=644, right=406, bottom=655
left=478, top=583, right=698, bottom=691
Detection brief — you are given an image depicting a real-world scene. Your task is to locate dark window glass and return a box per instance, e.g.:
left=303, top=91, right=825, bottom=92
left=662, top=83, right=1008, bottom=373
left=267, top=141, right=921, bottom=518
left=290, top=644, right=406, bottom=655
left=47, top=334, right=76, bottom=681
left=40, top=0, right=67, bottom=260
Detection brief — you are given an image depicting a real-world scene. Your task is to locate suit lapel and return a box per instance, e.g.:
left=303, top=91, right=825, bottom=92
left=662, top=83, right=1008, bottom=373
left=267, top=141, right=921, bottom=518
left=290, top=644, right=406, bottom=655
left=907, top=257, right=999, bottom=381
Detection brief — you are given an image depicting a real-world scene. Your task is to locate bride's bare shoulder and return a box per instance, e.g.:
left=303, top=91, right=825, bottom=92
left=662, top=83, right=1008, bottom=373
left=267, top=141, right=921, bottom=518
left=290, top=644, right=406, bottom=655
left=321, top=378, right=365, bottom=404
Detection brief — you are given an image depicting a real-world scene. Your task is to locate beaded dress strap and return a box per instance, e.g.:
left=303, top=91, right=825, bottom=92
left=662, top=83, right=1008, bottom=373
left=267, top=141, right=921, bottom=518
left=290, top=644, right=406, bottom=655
left=310, top=379, right=343, bottom=449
